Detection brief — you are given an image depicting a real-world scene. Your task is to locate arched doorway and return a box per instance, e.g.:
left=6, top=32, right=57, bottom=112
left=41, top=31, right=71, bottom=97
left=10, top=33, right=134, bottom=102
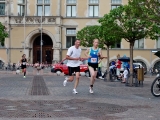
left=153, top=61, right=160, bottom=70
left=33, top=34, right=53, bottom=64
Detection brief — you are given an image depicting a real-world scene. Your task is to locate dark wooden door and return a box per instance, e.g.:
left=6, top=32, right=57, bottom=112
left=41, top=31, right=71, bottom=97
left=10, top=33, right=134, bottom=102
left=33, top=34, right=53, bottom=64
left=33, top=46, right=53, bottom=64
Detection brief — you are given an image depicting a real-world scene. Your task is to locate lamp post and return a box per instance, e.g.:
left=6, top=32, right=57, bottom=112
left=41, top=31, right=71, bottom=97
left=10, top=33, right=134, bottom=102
left=40, top=13, right=43, bottom=64
left=23, top=13, right=26, bottom=54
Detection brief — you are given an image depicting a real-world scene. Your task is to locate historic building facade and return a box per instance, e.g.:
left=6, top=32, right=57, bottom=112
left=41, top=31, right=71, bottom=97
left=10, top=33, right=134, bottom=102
left=0, top=0, right=160, bottom=71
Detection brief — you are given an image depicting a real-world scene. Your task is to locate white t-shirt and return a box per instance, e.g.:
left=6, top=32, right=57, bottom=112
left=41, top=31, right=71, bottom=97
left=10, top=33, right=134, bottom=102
left=66, top=46, right=81, bottom=67
left=123, top=69, right=128, bottom=78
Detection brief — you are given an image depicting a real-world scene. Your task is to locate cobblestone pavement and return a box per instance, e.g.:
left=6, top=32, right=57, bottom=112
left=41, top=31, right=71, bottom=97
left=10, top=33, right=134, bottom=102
left=0, top=72, right=159, bottom=120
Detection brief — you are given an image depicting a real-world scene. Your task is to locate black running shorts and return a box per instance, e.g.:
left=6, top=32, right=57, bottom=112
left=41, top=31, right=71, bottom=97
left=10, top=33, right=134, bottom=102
left=88, top=63, right=98, bottom=71
left=68, top=66, right=80, bottom=76
left=21, top=65, right=26, bottom=69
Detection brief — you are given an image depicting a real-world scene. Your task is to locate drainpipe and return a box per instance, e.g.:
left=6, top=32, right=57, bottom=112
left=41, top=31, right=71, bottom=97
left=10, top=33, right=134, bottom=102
left=60, top=0, right=62, bottom=61
left=8, top=0, right=11, bottom=63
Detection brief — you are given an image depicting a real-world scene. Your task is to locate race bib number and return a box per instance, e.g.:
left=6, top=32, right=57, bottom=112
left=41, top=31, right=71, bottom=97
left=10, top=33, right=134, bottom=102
left=91, top=58, right=97, bottom=63
left=22, top=62, right=26, bottom=65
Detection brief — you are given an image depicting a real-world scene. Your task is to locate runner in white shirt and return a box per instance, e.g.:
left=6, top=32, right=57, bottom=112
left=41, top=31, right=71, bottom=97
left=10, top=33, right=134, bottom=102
left=63, top=39, right=82, bottom=94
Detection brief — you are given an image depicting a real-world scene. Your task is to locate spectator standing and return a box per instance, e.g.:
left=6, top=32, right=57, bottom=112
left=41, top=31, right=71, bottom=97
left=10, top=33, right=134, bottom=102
left=116, top=54, right=122, bottom=76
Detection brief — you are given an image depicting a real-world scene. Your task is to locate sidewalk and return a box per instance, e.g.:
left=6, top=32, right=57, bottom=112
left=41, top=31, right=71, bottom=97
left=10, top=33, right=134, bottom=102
left=0, top=73, right=159, bottom=120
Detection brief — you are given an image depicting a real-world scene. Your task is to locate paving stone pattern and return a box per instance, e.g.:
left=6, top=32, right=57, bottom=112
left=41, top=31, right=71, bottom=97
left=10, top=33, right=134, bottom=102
left=30, top=76, right=49, bottom=95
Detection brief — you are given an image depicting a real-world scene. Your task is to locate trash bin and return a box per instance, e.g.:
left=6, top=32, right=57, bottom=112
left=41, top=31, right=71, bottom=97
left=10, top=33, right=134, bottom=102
left=137, top=68, right=144, bottom=81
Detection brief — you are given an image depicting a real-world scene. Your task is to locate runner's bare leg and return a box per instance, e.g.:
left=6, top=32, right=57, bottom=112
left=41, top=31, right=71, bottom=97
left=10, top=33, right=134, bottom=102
left=74, top=72, right=80, bottom=89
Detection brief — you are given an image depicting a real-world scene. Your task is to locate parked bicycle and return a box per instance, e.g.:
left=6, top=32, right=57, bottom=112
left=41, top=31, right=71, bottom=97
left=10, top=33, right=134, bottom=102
left=151, top=68, right=160, bottom=97
left=149, top=67, right=156, bottom=76
left=0, top=61, right=5, bottom=70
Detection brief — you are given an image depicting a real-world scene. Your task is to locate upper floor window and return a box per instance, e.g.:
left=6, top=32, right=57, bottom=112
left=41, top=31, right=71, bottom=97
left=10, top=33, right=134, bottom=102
left=66, top=0, right=76, bottom=17
left=111, top=0, right=122, bottom=10
left=89, top=0, right=99, bottom=17
left=66, top=28, right=76, bottom=48
left=0, top=0, right=5, bottom=15
left=134, top=39, right=144, bottom=49
left=37, top=0, right=50, bottom=16
left=67, top=0, right=76, bottom=4
left=89, top=0, right=99, bottom=3
left=18, top=0, right=25, bottom=4
left=112, top=42, right=121, bottom=48
left=157, top=37, right=160, bottom=49
left=18, top=0, right=26, bottom=16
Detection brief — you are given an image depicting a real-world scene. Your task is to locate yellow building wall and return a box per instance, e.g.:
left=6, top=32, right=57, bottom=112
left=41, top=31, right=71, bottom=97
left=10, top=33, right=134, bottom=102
left=0, top=49, right=7, bottom=62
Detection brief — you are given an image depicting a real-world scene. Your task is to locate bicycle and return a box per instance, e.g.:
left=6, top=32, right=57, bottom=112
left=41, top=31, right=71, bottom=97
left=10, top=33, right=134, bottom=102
left=151, top=68, right=160, bottom=97
left=0, top=62, right=5, bottom=70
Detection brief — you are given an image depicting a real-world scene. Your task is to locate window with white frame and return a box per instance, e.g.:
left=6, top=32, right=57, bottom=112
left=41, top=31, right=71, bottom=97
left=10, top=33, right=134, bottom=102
left=89, top=0, right=99, bottom=17
left=0, top=0, right=5, bottom=15
left=66, top=0, right=76, bottom=17
left=18, top=0, right=26, bottom=16
left=37, top=0, right=50, bottom=16
left=111, top=0, right=122, bottom=10
left=157, top=37, right=160, bottom=48
left=66, top=28, right=76, bottom=48
left=134, top=39, right=144, bottom=49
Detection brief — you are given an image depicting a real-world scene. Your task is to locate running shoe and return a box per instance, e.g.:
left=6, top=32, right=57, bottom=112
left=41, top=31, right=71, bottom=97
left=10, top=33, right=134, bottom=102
left=73, top=89, right=78, bottom=94
left=99, top=76, right=104, bottom=80
left=63, top=77, right=68, bottom=86
left=89, top=87, right=94, bottom=94
left=23, top=76, right=26, bottom=78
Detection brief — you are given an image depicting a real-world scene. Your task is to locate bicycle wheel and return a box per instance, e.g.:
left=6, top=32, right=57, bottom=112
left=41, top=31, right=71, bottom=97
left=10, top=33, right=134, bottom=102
left=151, top=77, right=160, bottom=97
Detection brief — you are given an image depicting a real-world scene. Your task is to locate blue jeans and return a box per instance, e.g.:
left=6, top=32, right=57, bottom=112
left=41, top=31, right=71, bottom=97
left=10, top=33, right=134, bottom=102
left=97, top=67, right=102, bottom=78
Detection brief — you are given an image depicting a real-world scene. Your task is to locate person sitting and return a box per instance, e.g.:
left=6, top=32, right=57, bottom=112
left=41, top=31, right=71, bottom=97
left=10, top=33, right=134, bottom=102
left=109, top=64, right=117, bottom=75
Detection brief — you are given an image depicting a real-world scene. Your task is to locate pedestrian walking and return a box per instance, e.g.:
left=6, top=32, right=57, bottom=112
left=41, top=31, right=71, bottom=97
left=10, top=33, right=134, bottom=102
left=63, top=39, right=82, bottom=94
left=20, top=54, right=27, bottom=78
left=85, top=39, right=104, bottom=94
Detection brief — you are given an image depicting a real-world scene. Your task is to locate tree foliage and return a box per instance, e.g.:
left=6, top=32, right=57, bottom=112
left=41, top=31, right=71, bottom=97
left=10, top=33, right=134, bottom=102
left=0, top=22, right=8, bottom=46
left=109, top=2, right=160, bottom=85
left=129, top=0, right=160, bottom=23
left=76, top=25, right=104, bottom=48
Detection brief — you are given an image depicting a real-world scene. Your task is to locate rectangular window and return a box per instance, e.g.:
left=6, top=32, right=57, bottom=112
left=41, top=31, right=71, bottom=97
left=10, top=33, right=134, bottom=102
left=89, top=0, right=99, bottom=4
left=18, top=0, right=25, bottom=4
left=18, top=0, right=26, bottom=16
left=89, top=5, right=98, bottom=17
left=37, top=5, right=43, bottom=16
left=66, top=36, right=76, bottom=48
left=44, top=0, right=50, bottom=4
left=111, top=5, right=120, bottom=10
left=157, top=37, right=160, bottom=48
left=37, top=0, right=50, bottom=16
left=134, top=39, right=144, bottom=49
left=37, top=0, right=43, bottom=4
left=67, top=0, right=76, bottom=4
left=111, top=0, right=122, bottom=4
left=111, top=0, right=122, bottom=10
left=44, top=5, right=50, bottom=16
left=0, top=3, right=5, bottom=15
left=113, top=42, right=121, bottom=48
left=67, top=28, right=76, bottom=34
left=67, top=5, right=76, bottom=17
left=18, top=5, right=25, bottom=16
left=66, top=28, right=76, bottom=48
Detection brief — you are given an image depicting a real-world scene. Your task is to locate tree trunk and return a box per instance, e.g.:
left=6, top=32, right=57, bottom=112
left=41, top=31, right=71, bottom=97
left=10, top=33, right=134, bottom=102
left=129, top=42, right=134, bottom=86
left=106, top=45, right=110, bottom=81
